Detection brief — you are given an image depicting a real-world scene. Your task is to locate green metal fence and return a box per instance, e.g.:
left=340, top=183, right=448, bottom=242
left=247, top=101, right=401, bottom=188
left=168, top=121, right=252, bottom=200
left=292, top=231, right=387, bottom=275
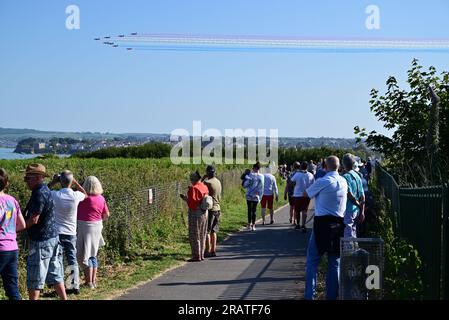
left=443, top=184, right=449, bottom=299
left=376, top=162, right=449, bottom=299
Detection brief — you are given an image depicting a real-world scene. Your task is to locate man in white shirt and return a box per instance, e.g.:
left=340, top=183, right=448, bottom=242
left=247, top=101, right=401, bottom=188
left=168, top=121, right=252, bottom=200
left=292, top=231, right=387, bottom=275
left=303, top=156, right=348, bottom=300
left=49, top=170, right=87, bottom=295
left=261, top=168, right=279, bottom=225
left=291, top=161, right=315, bottom=232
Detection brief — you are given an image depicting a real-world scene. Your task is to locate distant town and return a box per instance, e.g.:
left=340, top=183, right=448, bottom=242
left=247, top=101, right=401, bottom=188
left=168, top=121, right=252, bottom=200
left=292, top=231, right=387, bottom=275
left=0, top=127, right=363, bottom=155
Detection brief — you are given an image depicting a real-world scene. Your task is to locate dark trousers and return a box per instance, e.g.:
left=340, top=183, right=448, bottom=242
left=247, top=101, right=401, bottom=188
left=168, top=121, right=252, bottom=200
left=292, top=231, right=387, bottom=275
left=0, top=250, right=21, bottom=300
left=59, top=234, right=80, bottom=290
left=247, top=200, right=258, bottom=224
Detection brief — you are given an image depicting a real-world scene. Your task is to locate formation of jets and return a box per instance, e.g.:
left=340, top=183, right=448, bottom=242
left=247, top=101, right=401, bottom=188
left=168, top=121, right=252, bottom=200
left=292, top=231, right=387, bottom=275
left=94, top=33, right=138, bottom=51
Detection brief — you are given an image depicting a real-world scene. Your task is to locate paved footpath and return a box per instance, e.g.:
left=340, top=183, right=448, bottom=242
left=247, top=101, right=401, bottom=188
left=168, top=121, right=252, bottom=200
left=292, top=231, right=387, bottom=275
left=118, top=205, right=311, bottom=300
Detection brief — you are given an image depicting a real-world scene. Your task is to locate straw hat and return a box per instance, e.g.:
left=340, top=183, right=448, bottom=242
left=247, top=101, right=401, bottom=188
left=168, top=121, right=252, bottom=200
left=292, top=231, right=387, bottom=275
left=21, top=163, right=49, bottom=177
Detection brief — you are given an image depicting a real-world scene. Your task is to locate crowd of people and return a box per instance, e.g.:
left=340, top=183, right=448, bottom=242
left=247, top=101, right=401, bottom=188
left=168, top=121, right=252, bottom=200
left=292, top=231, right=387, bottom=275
left=0, top=164, right=109, bottom=300
left=245, top=154, right=372, bottom=300
left=1, top=155, right=373, bottom=300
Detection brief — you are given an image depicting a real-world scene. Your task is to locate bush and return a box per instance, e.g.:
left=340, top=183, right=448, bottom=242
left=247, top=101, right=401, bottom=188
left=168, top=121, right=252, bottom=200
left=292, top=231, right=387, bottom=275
left=74, top=142, right=172, bottom=159
left=366, top=177, right=423, bottom=299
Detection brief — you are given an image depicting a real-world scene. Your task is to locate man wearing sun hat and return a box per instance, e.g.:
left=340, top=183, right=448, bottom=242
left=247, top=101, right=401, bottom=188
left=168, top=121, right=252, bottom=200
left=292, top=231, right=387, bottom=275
left=22, top=163, right=67, bottom=300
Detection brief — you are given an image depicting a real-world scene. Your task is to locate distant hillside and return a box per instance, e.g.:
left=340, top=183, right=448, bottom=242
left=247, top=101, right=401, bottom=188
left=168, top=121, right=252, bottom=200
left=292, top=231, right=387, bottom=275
left=0, top=128, right=46, bottom=134
left=0, top=127, right=364, bottom=153
left=0, top=127, right=170, bottom=142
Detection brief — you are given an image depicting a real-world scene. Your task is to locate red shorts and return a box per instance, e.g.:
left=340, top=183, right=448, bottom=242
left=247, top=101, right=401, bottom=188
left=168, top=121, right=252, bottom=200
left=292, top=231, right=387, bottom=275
left=294, top=196, right=310, bottom=212
left=261, top=195, right=274, bottom=209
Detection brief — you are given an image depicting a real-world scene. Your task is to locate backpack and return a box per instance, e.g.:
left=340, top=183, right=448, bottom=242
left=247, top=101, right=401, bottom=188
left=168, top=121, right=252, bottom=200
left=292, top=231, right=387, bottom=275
left=200, top=195, right=213, bottom=211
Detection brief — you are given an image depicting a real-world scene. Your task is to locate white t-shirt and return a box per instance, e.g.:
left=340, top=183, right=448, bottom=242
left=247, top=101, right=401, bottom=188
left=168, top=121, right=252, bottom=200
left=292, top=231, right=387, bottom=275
left=291, top=171, right=315, bottom=197
left=51, top=188, right=86, bottom=236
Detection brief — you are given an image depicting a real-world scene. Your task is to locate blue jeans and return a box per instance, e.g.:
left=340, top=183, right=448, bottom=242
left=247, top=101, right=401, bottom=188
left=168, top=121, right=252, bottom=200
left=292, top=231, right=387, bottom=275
left=88, top=257, right=98, bottom=268
left=305, top=232, right=340, bottom=300
left=0, top=250, right=21, bottom=300
left=59, top=234, right=80, bottom=290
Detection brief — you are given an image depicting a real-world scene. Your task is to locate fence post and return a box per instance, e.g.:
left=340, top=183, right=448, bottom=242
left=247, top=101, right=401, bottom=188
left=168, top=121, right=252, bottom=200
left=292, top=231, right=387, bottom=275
left=221, top=172, right=225, bottom=197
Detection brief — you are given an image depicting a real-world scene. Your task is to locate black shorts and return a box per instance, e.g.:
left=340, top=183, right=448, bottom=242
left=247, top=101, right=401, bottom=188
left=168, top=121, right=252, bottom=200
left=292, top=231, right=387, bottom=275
left=207, top=210, right=221, bottom=233
left=288, top=195, right=295, bottom=206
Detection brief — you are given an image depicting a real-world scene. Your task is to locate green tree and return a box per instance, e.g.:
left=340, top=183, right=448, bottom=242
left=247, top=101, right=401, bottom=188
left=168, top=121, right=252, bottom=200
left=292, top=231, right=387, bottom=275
left=355, top=59, right=449, bottom=186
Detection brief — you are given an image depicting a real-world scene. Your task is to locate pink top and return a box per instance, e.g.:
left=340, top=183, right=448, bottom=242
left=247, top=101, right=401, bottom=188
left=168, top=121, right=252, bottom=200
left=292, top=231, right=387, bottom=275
left=0, top=194, right=21, bottom=251
left=77, top=195, right=109, bottom=222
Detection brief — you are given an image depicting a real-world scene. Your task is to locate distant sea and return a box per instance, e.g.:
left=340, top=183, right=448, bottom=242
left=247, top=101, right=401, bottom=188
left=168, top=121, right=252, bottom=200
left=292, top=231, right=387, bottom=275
left=0, top=147, right=38, bottom=160
left=0, top=147, right=70, bottom=160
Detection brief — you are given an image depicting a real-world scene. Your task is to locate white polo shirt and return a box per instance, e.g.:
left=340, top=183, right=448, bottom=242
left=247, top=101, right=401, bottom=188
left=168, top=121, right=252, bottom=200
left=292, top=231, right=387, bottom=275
left=305, top=171, right=348, bottom=218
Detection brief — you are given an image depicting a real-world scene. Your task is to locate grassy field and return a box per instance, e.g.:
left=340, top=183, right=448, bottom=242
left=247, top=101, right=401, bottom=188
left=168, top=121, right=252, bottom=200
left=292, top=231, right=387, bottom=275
left=0, top=157, right=286, bottom=300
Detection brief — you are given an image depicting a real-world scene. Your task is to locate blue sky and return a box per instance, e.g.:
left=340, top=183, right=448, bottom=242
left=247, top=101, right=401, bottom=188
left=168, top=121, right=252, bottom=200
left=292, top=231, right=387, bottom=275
left=1, top=0, right=449, bottom=138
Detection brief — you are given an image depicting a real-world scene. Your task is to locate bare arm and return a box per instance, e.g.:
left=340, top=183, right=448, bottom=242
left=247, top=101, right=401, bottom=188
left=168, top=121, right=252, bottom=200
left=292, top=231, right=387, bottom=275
left=347, top=191, right=360, bottom=208
left=47, top=175, right=60, bottom=189
left=357, top=194, right=366, bottom=223
left=102, top=210, right=110, bottom=221
left=16, top=212, right=26, bottom=232
left=26, top=213, right=40, bottom=229
left=72, top=178, right=88, bottom=199
left=273, top=179, right=279, bottom=200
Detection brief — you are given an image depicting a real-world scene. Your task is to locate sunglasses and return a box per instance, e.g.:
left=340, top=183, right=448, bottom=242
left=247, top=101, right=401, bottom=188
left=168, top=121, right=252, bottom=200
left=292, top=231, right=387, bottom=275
left=24, top=175, right=40, bottom=181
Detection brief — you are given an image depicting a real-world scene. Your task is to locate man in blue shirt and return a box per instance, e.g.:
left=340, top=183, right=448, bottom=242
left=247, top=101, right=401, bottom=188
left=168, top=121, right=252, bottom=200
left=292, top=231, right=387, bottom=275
left=23, top=164, right=67, bottom=300
left=342, top=154, right=365, bottom=238
left=303, top=156, right=348, bottom=300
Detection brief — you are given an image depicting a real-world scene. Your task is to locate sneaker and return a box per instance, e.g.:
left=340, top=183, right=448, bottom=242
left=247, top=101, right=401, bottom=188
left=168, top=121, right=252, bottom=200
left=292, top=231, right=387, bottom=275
left=81, top=282, right=94, bottom=290
left=270, top=220, right=274, bottom=224
left=187, top=258, right=201, bottom=262
left=42, top=291, right=58, bottom=298
left=66, top=288, right=80, bottom=295
left=252, top=225, right=256, bottom=231
left=247, top=224, right=252, bottom=230
left=289, top=218, right=292, bottom=223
